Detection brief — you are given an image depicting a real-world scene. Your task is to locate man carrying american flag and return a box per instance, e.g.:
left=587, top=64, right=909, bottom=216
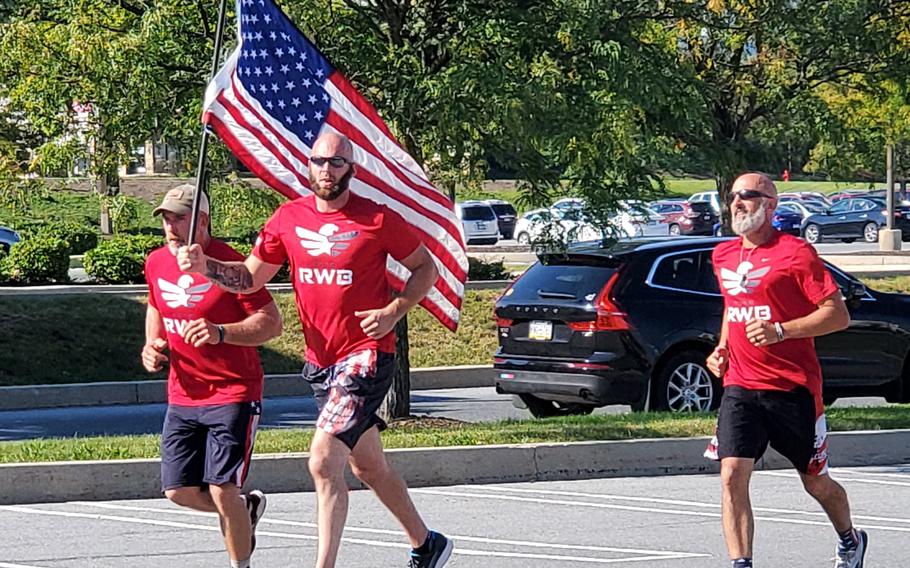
left=177, top=0, right=464, bottom=566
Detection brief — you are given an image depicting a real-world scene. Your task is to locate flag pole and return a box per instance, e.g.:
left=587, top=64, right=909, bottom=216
left=189, top=0, right=230, bottom=246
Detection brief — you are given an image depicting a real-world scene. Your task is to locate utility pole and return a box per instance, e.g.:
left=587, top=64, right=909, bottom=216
left=880, top=144, right=901, bottom=251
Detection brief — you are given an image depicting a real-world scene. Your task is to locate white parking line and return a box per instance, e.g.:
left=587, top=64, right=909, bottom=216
left=412, top=488, right=910, bottom=533
left=831, top=467, right=910, bottom=480
left=757, top=470, right=910, bottom=487
left=0, top=563, right=50, bottom=568
left=74, top=501, right=705, bottom=558
left=454, top=484, right=910, bottom=524
left=0, top=504, right=707, bottom=565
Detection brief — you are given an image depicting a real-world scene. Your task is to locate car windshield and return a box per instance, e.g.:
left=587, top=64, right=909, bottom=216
left=490, top=203, right=516, bottom=216
left=461, top=205, right=496, bottom=221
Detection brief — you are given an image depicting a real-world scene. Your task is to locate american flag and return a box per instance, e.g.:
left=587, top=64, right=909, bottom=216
left=201, top=0, right=468, bottom=331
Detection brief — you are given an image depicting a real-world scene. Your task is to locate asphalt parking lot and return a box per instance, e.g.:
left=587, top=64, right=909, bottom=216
left=2, top=463, right=907, bottom=567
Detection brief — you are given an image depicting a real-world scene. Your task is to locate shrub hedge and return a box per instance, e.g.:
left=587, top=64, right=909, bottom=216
left=0, top=235, right=70, bottom=284
left=83, top=235, right=161, bottom=284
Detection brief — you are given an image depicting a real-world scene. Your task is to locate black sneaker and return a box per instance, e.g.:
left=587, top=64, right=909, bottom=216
left=246, top=490, right=267, bottom=554
left=408, top=531, right=453, bottom=568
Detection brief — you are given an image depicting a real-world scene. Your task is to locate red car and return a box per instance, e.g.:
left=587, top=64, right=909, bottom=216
left=648, top=200, right=717, bottom=236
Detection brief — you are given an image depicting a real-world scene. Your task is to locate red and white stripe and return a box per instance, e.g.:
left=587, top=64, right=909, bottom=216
left=202, top=47, right=468, bottom=330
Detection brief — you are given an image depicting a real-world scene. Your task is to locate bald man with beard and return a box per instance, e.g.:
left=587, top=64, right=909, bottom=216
left=704, top=173, right=868, bottom=568
left=178, top=133, right=452, bottom=568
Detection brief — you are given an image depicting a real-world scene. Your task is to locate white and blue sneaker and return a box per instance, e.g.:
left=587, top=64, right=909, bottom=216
left=834, top=528, right=867, bottom=568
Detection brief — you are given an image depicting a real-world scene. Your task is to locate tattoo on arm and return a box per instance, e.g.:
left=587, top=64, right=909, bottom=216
left=205, top=258, right=254, bottom=293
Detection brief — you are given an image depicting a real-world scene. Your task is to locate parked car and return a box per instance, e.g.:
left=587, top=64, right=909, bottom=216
left=493, top=236, right=910, bottom=417
left=455, top=201, right=499, bottom=245
left=777, top=200, right=829, bottom=221
left=688, top=191, right=721, bottom=215
left=649, top=200, right=717, bottom=236
left=551, top=197, right=585, bottom=215
left=484, top=199, right=518, bottom=239
left=0, top=225, right=20, bottom=253
left=829, top=189, right=873, bottom=202
left=512, top=207, right=601, bottom=246
left=771, top=207, right=804, bottom=235
left=802, top=197, right=910, bottom=244
left=778, top=191, right=832, bottom=207
left=613, top=200, right=668, bottom=237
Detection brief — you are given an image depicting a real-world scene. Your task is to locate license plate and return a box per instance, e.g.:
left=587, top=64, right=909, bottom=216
left=704, top=215, right=711, bottom=220
left=528, top=320, right=553, bottom=341
left=475, top=222, right=486, bottom=230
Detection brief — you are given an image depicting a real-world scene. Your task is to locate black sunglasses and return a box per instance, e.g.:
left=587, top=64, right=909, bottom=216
left=310, top=156, right=351, bottom=168
left=728, top=189, right=773, bottom=202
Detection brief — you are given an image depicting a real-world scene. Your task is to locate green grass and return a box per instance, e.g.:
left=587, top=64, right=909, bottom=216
left=0, top=189, right=160, bottom=234
left=0, top=289, right=502, bottom=386
left=2, top=406, right=908, bottom=464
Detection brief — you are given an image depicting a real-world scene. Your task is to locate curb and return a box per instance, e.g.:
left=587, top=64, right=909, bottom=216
left=0, top=365, right=496, bottom=411
left=2, top=429, right=908, bottom=505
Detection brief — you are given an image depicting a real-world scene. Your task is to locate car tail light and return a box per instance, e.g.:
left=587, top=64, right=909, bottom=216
left=495, top=316, right=513, bottom=327
left=492, top=276, right=519, bottom=328
left=685, top=211, right=700, bottom=219
left=567, top=272, right=629, bottom=331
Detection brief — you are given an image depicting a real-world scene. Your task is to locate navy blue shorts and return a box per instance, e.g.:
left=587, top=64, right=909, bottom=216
left=302, top=349, right=395, bottom=450
left=160, top=401, right=261, bottom=492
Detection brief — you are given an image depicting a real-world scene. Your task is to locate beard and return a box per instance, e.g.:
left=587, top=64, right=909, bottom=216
left=310, top=168, right=353, bottom=201
left=732, top=204, right=767, bottom=236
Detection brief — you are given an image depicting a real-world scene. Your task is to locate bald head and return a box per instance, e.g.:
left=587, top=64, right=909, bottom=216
left=311, top=132, right=354, bottom=162
left=732, top=172, right=777, bottom=201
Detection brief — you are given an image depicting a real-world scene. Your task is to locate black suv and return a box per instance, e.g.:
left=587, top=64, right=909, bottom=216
left=493, top=237, right=910, bottom=417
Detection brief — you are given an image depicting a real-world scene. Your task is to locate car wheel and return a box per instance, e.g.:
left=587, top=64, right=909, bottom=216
left=516, top=232, right=530, bottom=245
left=652, top=350, right=721, bottom=412
left=863, top=222, right=878, bottom=243
left=518, top=394, right=596, bottom=418
left=668, top=224, right=681, bottom=236
left=803, top=223, right=821, bottom=244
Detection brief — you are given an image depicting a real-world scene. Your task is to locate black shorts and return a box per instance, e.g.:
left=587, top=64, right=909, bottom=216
left=302, top=349, right=395, bottom=450
left=161, top=401, right=261, bottom=492
left=705, top=385, right=829, bottom=475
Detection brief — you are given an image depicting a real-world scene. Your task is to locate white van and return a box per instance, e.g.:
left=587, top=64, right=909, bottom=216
left=688, top=191, right=721, bottom=215
left=455, top=201, right=500, bottom=245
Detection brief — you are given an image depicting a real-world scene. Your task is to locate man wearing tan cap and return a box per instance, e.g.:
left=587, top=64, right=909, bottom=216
left=142, top=183, right=283, bottom=568
left=704, top=173, right=867, bottom=568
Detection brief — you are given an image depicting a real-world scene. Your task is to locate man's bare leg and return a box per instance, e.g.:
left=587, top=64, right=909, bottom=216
left=721, top=457, right=755, bottom=561
left=348, top=426, right=429, bottom=548
left=308, top=429, right=353, bottom=568
left=210, top=483, right=253, bottom=562
left=167, top=485, right=252, bottom=563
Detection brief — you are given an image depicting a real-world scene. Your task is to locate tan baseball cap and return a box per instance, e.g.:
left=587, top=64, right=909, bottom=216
left=153, top=184, right=210, bottom=216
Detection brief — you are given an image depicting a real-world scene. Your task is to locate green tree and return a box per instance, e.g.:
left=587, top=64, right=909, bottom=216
left=669, top=0, right=909, bottom=224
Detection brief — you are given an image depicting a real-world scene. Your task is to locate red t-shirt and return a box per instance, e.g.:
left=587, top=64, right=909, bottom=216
left=146, top=239, right=273, bottom=405
left=252, top=193, right=421, bottom=367
left=712, top=232, right=839, bottom=401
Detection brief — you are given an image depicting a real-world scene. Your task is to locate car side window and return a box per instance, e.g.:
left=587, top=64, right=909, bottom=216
left=650, top=252, right=700, bottom=291
left=698, top=252, right=721, bottom=294
left=830, top=200, right=851, bottom=214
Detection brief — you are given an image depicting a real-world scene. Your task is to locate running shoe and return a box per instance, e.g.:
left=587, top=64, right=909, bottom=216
left=246, top=490, right=267, bottom=554
left=834, top=528, right=868, bottom=568
left=407, top=531, right=453, bottom=568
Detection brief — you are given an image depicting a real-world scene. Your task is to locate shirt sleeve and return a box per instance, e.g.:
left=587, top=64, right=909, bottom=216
left=252, top=206, right=288, bottom=265
left=237, top=287, right=274, bottom=313
left=382, top=207, right=422, bottom=261
left=789, top=243, right=840, bottom=305
left=145, top=255, right=158, bottom=309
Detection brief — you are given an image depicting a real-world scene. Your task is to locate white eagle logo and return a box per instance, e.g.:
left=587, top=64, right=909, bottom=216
left=296, top=223, right=359, bottom=257
left=721, top=261, right=770, bottom=296
left=158, top=275, right=212, bottom=308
